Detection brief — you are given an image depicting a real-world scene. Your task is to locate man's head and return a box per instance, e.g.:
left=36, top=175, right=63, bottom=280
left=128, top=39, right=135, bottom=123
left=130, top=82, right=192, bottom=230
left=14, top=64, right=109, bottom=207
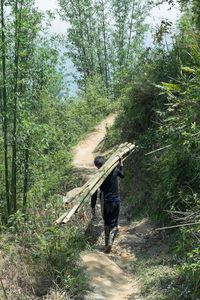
left=94, top=156, right=105, bottom=169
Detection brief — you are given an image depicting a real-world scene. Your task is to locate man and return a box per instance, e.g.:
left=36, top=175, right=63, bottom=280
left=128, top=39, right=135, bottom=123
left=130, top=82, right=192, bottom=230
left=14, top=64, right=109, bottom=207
left=91, top=155, right=124, bottom=253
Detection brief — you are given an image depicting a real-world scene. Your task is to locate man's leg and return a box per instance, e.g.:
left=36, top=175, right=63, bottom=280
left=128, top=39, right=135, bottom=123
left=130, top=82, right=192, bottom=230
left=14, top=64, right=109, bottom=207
left=105, top=202, right=120, bottom=253
left=100, top=198, right=104, bottom=218
left=103, top=202, right=110, bottom=249
left=104, top=226, right=110, bottom=247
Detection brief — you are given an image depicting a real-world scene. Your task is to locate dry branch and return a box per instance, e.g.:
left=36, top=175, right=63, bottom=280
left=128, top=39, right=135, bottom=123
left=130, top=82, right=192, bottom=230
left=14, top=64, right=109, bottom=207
left=145, top=145, right=171, bottom=156
left=155, top=222, right=200, bottom=231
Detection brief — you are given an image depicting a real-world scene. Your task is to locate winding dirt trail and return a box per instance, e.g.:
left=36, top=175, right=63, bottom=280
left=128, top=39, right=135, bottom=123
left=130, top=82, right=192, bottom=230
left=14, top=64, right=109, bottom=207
left=73, top=114, right=143, bottom=300
left=73, top=114, right=116, bottom=169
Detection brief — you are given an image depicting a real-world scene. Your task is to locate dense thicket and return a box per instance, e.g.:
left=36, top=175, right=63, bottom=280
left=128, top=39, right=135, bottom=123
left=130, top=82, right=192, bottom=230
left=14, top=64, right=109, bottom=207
left=0, top=1, right=112, bottom=298
left=0, top=1, right=111, bottom=222
left=106, top=3, right=200, bottom=298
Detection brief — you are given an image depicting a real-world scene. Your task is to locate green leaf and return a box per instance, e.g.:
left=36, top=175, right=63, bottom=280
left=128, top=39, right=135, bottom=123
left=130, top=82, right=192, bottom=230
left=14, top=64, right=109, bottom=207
left=181, top=66, right=196, bottom=74
left=161, top=82, right=181, bottom=91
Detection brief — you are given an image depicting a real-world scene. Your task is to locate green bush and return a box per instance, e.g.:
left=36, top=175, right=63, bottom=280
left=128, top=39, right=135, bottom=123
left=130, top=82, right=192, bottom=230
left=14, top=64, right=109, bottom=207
left=108, top=17, right=200, bottom=298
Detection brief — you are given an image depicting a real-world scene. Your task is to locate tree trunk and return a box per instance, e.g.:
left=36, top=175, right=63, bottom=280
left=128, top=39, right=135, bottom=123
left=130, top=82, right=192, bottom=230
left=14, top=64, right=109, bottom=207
left=126, top=0, right=135, bottom=63
left=23, top=138, right=29, bottom=212
left=11, top=0, right=22, bottom=213
left=101, top=0, right=109, bottom=90
left=1, top=0, right=10, bottom=216
left=76, top=0, right=91, bottom=78
left=96, top=23, right=104, bottom=77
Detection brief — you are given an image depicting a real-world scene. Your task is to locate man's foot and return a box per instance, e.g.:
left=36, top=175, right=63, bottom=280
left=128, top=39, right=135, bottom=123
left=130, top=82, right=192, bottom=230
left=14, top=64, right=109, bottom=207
left=104, top=245, right=112, bottom=254
left=104, top=226, right=110, bottom=247
left=108, top=227, right=118, bottom=245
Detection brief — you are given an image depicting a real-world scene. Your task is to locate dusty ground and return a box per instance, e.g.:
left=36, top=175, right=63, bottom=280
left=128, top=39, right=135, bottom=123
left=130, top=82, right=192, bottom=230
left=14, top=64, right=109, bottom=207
left=72, top=114, right=146, bottom=300
left=73, top=114, right=117, bottom=169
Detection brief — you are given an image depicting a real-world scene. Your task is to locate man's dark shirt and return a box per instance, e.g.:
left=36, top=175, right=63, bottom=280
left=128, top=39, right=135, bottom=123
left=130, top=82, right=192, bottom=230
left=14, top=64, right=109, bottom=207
left=91, top=166, right=124, bottom=208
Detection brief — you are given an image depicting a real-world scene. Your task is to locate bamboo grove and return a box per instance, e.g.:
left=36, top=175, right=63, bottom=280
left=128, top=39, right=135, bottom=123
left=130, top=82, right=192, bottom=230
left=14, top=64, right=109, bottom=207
left=0, top=0, right=115, bottom=223
left=105, top=1, right=200, bottom=297
left=0, top=0, right=41, bottom=219
left=0, top=0, right=150, bottom=222
left=0, top=0, right=69, bottom=221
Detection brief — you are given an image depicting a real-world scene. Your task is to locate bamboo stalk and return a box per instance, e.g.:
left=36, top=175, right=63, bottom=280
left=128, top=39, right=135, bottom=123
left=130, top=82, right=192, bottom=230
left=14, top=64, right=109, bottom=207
left=77, top=144, right=135, bottom=212
left=63, top=144, right=135, bottom=221
left=56, top=143, right=135, bottom=224
left=155, top=222, right=200, bottom=231
left=56, top=143, right=130, bottom=224
left=75, top=142, right=129, bottom=193
left=145, top=145, right=171, bottom=156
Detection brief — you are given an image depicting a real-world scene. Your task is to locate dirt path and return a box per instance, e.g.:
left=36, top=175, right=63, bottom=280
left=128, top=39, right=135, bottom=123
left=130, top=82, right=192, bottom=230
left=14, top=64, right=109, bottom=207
left=72, top=115, right=143, bottom=300
left=73, top=114, right=117, bottom=169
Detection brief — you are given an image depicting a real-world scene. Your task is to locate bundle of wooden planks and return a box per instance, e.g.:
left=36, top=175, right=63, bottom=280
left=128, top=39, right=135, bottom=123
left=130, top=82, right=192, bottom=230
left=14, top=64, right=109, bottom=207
left=56, top=142, right=136, bottom=225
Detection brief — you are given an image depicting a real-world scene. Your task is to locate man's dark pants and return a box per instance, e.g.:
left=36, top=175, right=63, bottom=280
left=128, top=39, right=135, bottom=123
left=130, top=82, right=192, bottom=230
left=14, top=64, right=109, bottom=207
left=103, top=197, right=120, bottom=247
left=104, top=201, right=120, bottom=228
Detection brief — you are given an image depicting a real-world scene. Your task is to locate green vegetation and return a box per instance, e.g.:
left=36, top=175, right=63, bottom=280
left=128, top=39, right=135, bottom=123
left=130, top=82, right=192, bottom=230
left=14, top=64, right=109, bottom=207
left=0, top=0, right=200, bottom=299
left=105, top=3, right=200, bottom=298
left=58, top=0, right=149, bottom=93
left=0, top=1, right=112, bottom=298
left=130, top=227, right=199, bottom=300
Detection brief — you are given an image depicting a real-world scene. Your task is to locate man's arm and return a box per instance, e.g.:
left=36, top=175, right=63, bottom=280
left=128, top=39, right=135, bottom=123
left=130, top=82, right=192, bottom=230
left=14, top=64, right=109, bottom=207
left=91, top=191, right=97, bottom=217
left=117, top=157, right=124, bottom=178
left=91, top=191, right=97, bottom=208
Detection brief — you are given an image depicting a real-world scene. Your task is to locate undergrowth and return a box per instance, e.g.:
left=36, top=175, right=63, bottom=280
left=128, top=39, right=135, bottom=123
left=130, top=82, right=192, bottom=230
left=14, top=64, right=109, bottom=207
left=0, top=196, right=89, bottom=299
left=132, top=230, right=199, bottom=300
left=104, top=15, right=200, bottom=300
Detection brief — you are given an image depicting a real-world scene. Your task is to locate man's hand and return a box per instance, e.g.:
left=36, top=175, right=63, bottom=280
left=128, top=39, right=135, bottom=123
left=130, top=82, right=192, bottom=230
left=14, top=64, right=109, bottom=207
left=118, top=156, right=123, bottom=167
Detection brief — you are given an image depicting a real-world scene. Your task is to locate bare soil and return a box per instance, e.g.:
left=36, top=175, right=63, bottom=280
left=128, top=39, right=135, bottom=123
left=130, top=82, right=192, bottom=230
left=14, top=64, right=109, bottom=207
left=73, top=114, right=117, bottom=169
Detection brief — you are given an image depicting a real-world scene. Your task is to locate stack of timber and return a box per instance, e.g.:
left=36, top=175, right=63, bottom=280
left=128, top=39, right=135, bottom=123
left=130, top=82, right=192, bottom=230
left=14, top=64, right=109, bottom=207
left=56, top=142, right=135, bottom=225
